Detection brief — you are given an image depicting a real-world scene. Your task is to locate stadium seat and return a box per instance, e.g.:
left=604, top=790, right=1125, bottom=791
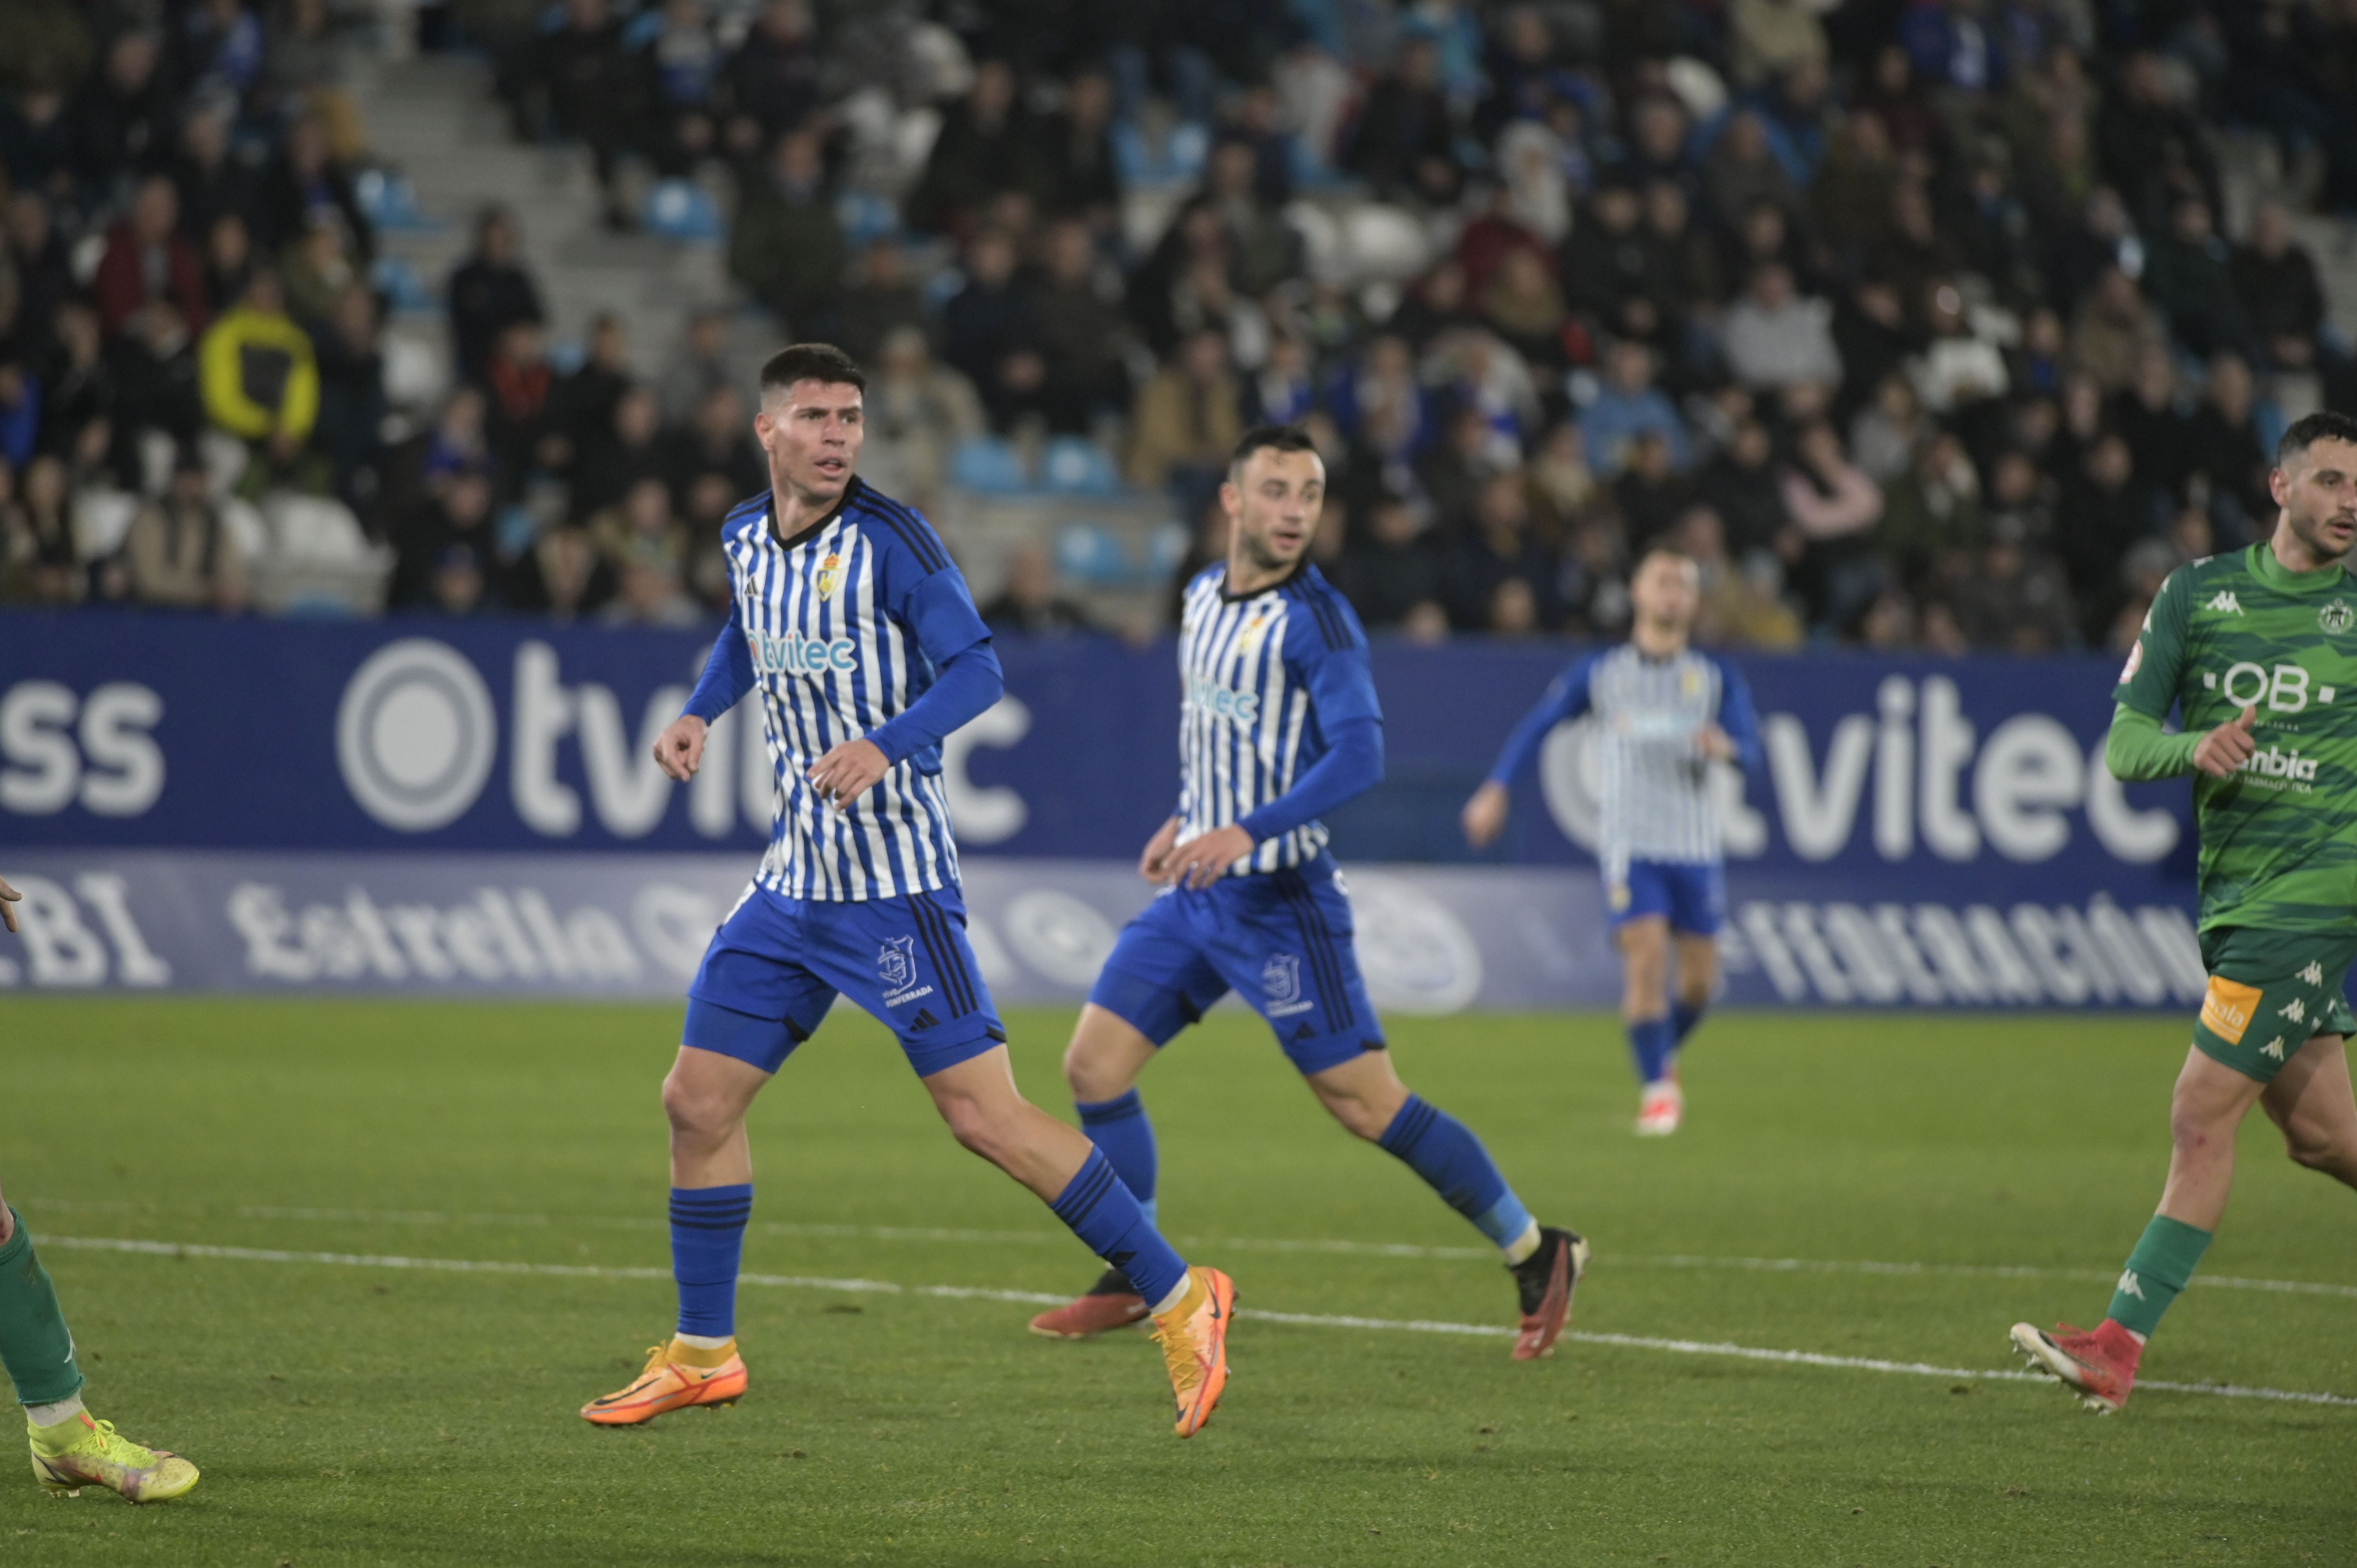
left=1055, top=522, right=1131, bottom=585
left=69, top=487, right=140, bottom=561
left=1144, top=520, right=1189, bottom=581
left=1039, top=436, right=1122, bottom=496
left=645, top=179, right=723, bottom=243
left=353, top=167, right=439, bottom=233
left=835, top=191, right=900, bottom=250
left=1113, top=117, right=1210, bottom=189
left=369, top=255, right=436, bottom=315
left=1338, top=203, right=1433, bottom=283
left=948, top=436, right=1030, bottom=494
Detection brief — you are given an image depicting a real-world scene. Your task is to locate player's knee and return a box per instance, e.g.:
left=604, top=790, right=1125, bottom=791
left=2167, top=1097, right=2235, bottom=1156
left=2283, top=1121, right=2352, bottom=1172
left=1327, top=1097, right=1391, bottom=1141
left=661, top=1071, right=735, bottom=1144
left=936, top=1092, right=1011, bottom=1161
left=1061, top=1037, right=1123, bottom=1102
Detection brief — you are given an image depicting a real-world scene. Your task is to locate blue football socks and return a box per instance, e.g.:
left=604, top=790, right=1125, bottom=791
left=1048, top=1147, right=1188, bottom=1308
left=1075, top=1089, right=1159, bottom=1231
left=1670, top=999, right=1706, bottom=1051
left=1627, top=1016, right=1674, bottom=1084
left=1378, top=1096, right=1535, bottom=1255
left=670, top=1184, right=753, bottom=1339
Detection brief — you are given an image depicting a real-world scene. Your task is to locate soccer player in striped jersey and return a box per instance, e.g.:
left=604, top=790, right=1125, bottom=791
left=1027, top=427, right=1589, bottom=1359
left=0, top=876, right=200, bottom=1502
left=1462, top=548, right=1763, bottom=1137
left=581, top=346, right=1234, bottom=1439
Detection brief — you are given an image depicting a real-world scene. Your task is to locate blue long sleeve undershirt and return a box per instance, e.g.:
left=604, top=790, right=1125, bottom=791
left=1237, top=716, right=1385, bottom=844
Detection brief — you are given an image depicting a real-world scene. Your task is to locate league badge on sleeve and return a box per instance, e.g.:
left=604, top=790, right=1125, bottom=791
left=2117, top=640, right=2142, bottom=683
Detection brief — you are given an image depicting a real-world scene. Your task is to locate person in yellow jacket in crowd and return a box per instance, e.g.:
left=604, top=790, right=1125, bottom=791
left=199, top=267, right=326, bottom=498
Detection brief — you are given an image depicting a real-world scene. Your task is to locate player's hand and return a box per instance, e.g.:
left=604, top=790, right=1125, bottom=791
left=1137, top=816, right=1182, bottom=881
left=807, top=738, right=889, bottom=807
left=1461, top=781, right=1510, bottom=849
left=0, top=874, right=18, bottom=936
left=1695, top=724, right=1736, bottom=763
left=654, top=715, right=708, bottom=782
left=1155, top=824, right=1254, bottom=890
left=2193, top=704, right=2260, bottom=778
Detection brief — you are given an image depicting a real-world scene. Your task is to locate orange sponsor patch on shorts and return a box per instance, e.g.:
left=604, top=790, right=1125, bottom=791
left=2199, top=975, right=2264, bottom=1045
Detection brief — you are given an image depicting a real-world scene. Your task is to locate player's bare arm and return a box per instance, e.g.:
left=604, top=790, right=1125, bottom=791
left=2190, top=705, right=2258, bottom=778
left=653, top=715, right=708, bottom=782
left=1695, top=724, right=1736, bottom=762
left=0, top=872, right=18, bottom=934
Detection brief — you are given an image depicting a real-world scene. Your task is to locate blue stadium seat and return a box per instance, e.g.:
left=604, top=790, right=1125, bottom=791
left=645, top=179, right=722, bottom=242
left=835, top=191, right=899, bottom=250
left=1039, top=436, right=1122, bottom=496
left=1145, top=520, right=1190, bottom=581
left=353, top=168, right=438, bottom=233
left=1113, top=118, right=1210, bottom=188
left=1055, top=522, right=1131, bottom=585
left=949, top=436, right=1030, bottom=494
left=369, top=256, right=436, bottom=314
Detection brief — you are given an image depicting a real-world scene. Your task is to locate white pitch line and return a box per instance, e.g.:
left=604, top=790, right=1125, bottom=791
left=27, top=1199, right=2357, bottom=1301
left=42, top=1235, right=2357, bottom=1410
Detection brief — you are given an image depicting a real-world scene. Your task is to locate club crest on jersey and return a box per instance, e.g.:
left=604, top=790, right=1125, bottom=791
left=816, top=553, right=843, bottom=600
left=876, top=935, right=916, bottom=989
left=2322, top=599, right=2353, bottom=635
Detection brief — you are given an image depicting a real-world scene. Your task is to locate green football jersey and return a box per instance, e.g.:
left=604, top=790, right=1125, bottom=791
left=2116, top=542, right=2357, bottom=934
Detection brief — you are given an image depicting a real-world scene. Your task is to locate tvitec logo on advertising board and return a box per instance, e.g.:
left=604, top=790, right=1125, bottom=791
left=329, top=637, right=1032, bottom=843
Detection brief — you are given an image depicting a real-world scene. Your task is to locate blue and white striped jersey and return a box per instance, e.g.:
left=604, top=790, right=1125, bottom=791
left=705, top=477, right=991, bottom=901
left=1175, top=562, right=1384, bottom=875
left=1486, top=642, right=1763, bottom=880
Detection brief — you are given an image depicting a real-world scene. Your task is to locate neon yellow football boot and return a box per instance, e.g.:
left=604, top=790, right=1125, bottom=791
left=30, top=1411, right=200, bottom=1502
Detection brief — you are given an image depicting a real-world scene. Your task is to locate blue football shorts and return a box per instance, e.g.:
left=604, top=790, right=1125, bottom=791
left=684, top=882, right=1006, bottom=1079
left=1087, top=857, right=1385, bottom=1076
left=1605, top=857, right=1727, bottom=936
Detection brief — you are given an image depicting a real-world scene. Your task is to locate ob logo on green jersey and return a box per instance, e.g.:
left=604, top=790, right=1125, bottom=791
left=2215, top=660, right=2335, bottom=714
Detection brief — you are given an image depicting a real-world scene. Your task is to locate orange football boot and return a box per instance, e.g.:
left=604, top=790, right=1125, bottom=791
left=580, top=1339, right=748, bottom=1426
left=1151, top=1267, right=1236, bottom=1438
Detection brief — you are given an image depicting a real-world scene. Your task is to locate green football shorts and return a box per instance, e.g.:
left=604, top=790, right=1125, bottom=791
left=2191, top=927, right=2357, bottom=1083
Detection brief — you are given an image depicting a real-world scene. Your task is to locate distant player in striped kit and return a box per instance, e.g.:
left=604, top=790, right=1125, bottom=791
left=1028, top=427, right=1589, bottom=1358
left=581, top=345, right=1235, bottom=1439
left=1463, top=548, right=1763, bottom=1136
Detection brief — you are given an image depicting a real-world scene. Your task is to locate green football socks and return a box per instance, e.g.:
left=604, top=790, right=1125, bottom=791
left=2106, top=1214, right=2212, bottom=1338
left=0, top=1209, right=86, bottom=1408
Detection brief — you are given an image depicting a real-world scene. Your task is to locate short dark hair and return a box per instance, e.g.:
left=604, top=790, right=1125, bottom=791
left=2276, top=410, right=2357, bottom=468
left=1229, top=424, right=1318, bottom=479
left=760, top=343, right=866, bottom=398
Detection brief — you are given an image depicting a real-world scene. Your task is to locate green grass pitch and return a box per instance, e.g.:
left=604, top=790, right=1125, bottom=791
left=2, top=998, right=2353, bottom=1566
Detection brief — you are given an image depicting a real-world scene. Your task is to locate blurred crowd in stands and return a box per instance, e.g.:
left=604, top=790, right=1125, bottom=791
left=7, top=0, right=2357, bottom=654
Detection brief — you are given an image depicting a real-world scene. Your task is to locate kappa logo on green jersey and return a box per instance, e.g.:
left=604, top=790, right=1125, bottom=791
left=2323, top=599, right=2353, bottom=635
left=2206, top=590, right=2243, bottom=614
